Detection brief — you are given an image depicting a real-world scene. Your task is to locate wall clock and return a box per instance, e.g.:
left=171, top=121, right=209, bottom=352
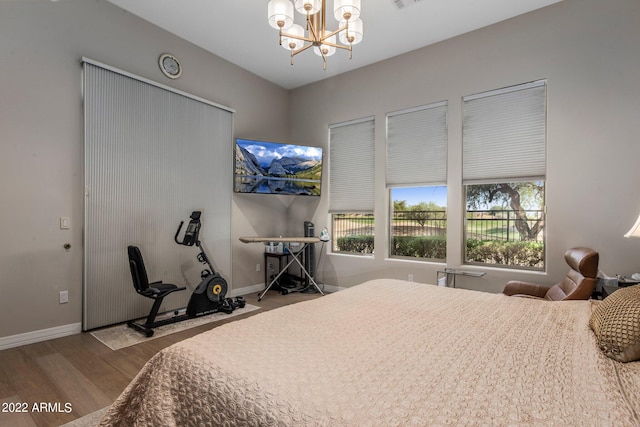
left=159, top=53, right=182, bottom=79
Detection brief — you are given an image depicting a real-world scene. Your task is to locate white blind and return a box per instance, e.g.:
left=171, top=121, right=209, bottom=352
left=83, top=59, right=233, bottom=330
left=463, top=80, right=546, bottom=184
left=329, top=117, right=375, bottom=212
left=386, top=101, right=447, bottom=186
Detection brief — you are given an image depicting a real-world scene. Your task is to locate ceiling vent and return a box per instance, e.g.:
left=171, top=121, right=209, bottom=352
left=393, top=0, right=424, bottom=9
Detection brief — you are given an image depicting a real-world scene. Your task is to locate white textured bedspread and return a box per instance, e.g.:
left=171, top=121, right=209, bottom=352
left=100, top=279, right=640, bottom=426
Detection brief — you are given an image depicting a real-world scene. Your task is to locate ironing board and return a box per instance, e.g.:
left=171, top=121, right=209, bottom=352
left=239, top=236, right=324, bottom=301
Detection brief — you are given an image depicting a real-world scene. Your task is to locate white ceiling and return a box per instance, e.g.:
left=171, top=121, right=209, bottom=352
left=106, top=0, right=563, bottom=90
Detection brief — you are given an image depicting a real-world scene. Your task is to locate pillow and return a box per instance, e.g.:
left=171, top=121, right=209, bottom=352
left=589, top=284, right=640, bottom=362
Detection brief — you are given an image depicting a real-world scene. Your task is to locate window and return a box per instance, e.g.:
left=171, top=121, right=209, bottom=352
left=465, top=182, right=545, bottom=268
left=329, top=117, right=375, bottom=255
left=391, top=186, right=447, bottom=261
left=463, top=81, right=546, bottom=270
left=386, top=102, right=447, bottom=261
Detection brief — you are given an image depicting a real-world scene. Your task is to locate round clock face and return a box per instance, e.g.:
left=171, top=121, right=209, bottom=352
left=159, top=54, right=182, bottom=79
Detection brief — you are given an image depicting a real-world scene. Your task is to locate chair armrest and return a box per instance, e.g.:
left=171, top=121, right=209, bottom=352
left=503, top=281, right=550, bottom=298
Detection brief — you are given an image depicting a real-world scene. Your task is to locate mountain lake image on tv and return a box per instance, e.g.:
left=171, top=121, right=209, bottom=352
left=234, top=138, right=323, bottom=196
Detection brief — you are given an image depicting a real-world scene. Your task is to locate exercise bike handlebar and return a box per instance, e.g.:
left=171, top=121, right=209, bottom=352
left=175, top=221, right=187, bottom=245
left=175, top=218, right=200, bottom=247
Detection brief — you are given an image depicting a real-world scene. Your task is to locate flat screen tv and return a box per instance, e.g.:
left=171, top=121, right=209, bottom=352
left=234, top=138, right=323, bottom=196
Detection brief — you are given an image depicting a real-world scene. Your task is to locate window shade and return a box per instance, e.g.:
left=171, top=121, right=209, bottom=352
left=82, top=59, right=233, bottom=330
left=329, top=117, right=375, bottom=212
left=463, top=80, right=546, bottom=184
left=386, top=101, right=447, bottom=186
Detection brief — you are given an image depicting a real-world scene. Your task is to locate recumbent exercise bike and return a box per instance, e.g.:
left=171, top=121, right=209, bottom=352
left=127, top=211, right=245, bottom=337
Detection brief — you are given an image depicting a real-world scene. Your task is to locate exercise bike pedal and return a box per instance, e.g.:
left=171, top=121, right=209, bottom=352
left=218, top=298, right=234, bottom=314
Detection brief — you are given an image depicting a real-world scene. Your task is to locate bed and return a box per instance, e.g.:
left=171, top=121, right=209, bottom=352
left=99, top=279, right=640, bottom=426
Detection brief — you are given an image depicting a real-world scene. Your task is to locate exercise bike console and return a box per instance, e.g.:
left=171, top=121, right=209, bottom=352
left=175, top=211, right=201, bottom=247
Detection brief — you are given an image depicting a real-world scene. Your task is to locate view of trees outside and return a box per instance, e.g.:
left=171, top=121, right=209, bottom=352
left=333, top=182, right=545, bottom=269
left=390, top=186, right=447, bottom=261
left=465, top=181, right=545, bottom=269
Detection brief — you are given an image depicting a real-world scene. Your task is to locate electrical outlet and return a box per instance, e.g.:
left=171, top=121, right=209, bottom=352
left=59, top=290, right=69, bottom=304
left=256, top=263, right=261, bottom=272
left=408, top=274, right=414, bottom=282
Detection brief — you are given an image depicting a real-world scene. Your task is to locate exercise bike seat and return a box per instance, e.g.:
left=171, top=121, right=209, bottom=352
left=144, top=281, right=186, bottom=298
left=127, top=246, right=188, bottom=337
left=128, top=246, right=187, bottom=300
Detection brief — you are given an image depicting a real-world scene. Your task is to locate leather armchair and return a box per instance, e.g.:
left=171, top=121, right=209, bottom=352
left=503, top=247, right=599, bottom=301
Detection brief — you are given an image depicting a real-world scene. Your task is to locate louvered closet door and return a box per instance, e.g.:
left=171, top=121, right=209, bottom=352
left=83, top=59, right=234, bottom=330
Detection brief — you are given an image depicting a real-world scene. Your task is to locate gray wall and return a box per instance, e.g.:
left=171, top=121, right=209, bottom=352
left=0, top=0, right=290, bottom=338
left=288, top=0, right=640, bottom=291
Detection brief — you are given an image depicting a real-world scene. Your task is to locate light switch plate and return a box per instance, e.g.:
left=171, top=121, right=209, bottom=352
left=60, top=217, right=70, bottom=229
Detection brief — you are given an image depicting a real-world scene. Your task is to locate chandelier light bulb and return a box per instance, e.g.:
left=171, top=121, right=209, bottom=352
left=282, top=24, right=305, bottom=51
left=314, top=35, right=337, bottom=57
left=334, top=0, right=360, bottom=22
left=295, top=0, right=322, bottom=15
left=339, top=18, right=363, bottom=45
left=268, top=0, right=294, bottom=30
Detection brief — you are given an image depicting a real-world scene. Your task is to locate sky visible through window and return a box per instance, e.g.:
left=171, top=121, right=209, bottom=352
left=392, top=186, right=447, bottom=207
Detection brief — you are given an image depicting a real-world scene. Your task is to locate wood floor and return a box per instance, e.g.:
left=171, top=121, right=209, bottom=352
left=0, top=290, right=321, bottom=427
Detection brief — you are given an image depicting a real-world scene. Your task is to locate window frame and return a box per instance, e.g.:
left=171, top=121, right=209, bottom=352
left=463, top=181, right=546, bottom=271
left=328, top=117, right=376, bottom=256
left=389, top=185, right=447, bottom=262
left=385, top=101, right=448, bottom=262
left=462, top=80, right=547, bottom=270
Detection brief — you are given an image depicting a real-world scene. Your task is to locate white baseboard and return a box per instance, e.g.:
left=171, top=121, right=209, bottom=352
left=0, top=284, right=341, bottom=352
left=0, top=322, right=82, bottom=351
left=230, top=283, right=265, bottom=297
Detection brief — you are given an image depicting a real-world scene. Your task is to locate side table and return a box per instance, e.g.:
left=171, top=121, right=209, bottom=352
left=601, top=279, right=639, bottom=299
left=436, top=268, right=485, bottom=288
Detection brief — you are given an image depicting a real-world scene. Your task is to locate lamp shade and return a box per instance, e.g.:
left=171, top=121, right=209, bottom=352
left=268, top=0, right=294, bottom=30
left=625, top=212, right=640, bottom=238
left=295, top=0, right=322, bottom=15
left=282, top=24, right=305, bottom=50
left=314, top=35, right=336, bottom=57
left=339, top=18, right=363, bottom=45
left=334, top=0, right=360, bottom=21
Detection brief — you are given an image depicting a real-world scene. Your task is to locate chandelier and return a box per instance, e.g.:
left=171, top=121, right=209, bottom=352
left=267, top=0, right=363, bottom=70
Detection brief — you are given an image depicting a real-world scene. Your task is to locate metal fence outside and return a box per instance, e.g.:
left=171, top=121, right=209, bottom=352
left=331, top=213, right=374, bottom=252
left=392, top=210, right=447, bottom=237
left=466, top=209, right=544, bottom=242
left=332, top=209, right=544, bottom=250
